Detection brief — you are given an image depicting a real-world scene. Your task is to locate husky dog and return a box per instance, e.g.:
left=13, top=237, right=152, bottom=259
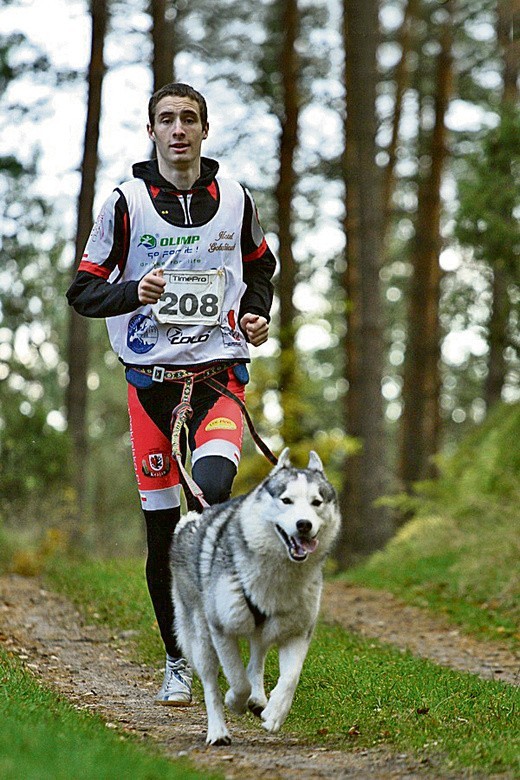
left=171, top=448, right=341, bottom=745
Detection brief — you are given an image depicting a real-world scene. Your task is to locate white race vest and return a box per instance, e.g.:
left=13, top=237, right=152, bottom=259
left=105, top=177, right=250, bottom=365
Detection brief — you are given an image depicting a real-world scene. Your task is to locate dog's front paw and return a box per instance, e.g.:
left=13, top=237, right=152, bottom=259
left=225, top=687, right=249, bottom=714
left=260, top=702, right=287, bottom=733
left=206, top=727, right=232, bottom=746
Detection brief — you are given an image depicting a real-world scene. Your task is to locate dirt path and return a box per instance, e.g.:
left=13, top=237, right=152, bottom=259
left=323, top=581, right=520, bottom=686
left=0, top=574, right=517, bottom=779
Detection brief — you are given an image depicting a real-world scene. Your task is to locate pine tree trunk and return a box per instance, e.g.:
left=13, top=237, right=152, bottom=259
left=399, top=7, right=452, bottom=493
left=498, top=0, right=520, bottom=104
left=150, top=0, right=176, bottom=90
left=382, top=0, right=418, bottom=236
left=274, top=0, right=301, bottom=446
left=66, top=0, right=108, bottom=534
left=337, top=0, right=392, bottom=566
left=485, top=266, right=509, bottom=407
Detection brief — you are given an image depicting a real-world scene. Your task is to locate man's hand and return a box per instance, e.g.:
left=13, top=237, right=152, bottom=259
left=240, top=313, right=269, bottom=346
left=138, top=268, right=166, bottom=305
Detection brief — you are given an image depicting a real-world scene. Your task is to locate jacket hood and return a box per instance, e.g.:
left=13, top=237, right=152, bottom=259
left=131, top=157, right=219, bottom=190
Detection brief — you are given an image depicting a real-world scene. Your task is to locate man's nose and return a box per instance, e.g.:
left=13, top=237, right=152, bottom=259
left=171, top=118, right=185, bottom=135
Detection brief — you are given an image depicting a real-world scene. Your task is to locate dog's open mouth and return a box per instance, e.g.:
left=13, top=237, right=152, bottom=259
left=275, top=525, right=319, bottom=562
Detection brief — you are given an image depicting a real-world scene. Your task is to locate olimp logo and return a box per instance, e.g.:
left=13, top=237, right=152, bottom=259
left=138, top=233, right=200, bottom=249
left=138, top=234, right=157, bottom=249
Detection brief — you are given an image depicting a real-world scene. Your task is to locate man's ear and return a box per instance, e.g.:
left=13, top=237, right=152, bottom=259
left=147, top=124, right=155, bottom=141
left=202, top=123, right=209, bottom=139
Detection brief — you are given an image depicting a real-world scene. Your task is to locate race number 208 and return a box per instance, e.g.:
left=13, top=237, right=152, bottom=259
left=158, top=292, right=219, bottom=319
left=152, top=268, right=225, bottom=325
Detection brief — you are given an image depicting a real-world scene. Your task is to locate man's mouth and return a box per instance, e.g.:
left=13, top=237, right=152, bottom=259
left=170, top=143, right=189, bottom=152
left=275, top=525, right=319, bottom=562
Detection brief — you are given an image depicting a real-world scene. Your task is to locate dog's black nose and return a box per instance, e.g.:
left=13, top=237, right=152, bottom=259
left=296, top=519, right=312, bottom=535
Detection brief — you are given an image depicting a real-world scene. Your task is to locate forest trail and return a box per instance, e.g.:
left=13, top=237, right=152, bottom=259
left=0, top=574, right=517, bottom=779
left=323, top=581, right=519, bottom=686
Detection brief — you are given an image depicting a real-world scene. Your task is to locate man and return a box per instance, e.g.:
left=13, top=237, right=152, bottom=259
left=67, top=82, right=276, bottom=706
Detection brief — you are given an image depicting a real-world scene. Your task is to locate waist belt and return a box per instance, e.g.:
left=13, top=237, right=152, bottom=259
left=129, top=363, right=230, bottom=384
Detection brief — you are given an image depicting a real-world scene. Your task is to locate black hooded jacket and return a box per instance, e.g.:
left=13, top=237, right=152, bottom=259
left=66, top=157, right=276, bottom=323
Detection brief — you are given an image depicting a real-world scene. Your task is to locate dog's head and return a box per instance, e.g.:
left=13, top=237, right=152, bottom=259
left=253, top=448, right=341, bottom=563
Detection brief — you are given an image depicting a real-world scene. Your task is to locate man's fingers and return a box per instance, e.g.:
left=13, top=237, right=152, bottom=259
left=238, top=314, right=269, bottom=346
left=138, top=270, right=166, bottom=304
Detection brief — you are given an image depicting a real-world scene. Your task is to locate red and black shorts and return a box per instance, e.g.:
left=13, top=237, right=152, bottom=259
left=127, top=366, right=245, bottom=511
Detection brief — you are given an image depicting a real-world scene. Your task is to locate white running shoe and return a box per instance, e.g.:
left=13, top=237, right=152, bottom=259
left=155, top=656, right=193, bottom=706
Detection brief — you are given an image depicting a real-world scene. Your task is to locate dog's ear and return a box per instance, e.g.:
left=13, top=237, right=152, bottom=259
left=273, top=447, right=291, bottom=470
left=307, top=451, right=324, bottom=472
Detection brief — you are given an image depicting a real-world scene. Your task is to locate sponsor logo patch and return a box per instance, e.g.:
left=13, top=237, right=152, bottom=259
left=139, top=233, right=200, bottom=249
left=142, top=452, right=171, bottom=477
left=221, top=310, right=242, bottom=347
left=138, top=233, right=157, bottom=249
left=205, top=417, right=237, bottom=431
left=90, top=210, right=106, bottom=243
left=208, top=230, right=236, bottom=253
left=127, top=314, right=158, bottom=354
left=166, top=327, right=210, bottom=345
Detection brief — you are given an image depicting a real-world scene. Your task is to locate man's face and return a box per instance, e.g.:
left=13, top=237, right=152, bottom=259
left=148, top=95, right=208, bottom=172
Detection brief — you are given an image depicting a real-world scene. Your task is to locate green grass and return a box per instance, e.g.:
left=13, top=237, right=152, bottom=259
left=45, top=556, right=164, bottom=666
left=291, top=623, right=518, bottom=774
left=0, top=645, right=217, bottom=780
left=44, top=556, right=520, bottom=776
left=344, top=507, right=520, bottom=643
left=343, top=405, right=520, bottom=644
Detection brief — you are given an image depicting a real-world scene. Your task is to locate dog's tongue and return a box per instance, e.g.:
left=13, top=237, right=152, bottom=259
left=292, top=536, right=319, bottom=556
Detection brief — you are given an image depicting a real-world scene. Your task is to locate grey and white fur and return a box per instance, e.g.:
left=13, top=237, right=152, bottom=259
left=171, top=448, right=341, bottom=745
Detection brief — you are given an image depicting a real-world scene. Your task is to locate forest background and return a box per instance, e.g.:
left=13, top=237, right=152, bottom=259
left=0, top=0, right=519, bottom=567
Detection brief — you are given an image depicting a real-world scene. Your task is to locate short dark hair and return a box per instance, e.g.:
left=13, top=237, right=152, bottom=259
left=148, top=82, right=208, bottom=128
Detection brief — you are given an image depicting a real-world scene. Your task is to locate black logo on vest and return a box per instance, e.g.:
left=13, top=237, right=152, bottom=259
left=166, top=327, right=210, bottom=345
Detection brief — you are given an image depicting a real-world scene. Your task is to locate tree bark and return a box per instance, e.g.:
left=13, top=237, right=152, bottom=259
left=274, top=0, right=301, bottom=446
left=382, top=0, right=419, bottom=237
left=399, top=5, right=452, bottom=492
left=65, top=0, right=108, bottom=530
left=337, top=0, right=392, bottom=566
left=485, top=266, right=509, bottom=407
left=497, top=0, right=520, bottom=104
left=150, top=0, right=176, bottom=90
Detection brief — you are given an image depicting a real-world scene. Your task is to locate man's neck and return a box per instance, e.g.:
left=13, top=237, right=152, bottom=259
left=156, top=158, right=201, bottom=191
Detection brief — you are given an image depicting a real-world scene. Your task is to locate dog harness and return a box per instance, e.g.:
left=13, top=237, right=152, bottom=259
left=129, top=362, right=278, bottom=509
left=242, top=589, right=268, bottom=627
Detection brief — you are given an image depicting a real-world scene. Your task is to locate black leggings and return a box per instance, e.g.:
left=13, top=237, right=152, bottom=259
left=143, top=455, right=237, bottom=659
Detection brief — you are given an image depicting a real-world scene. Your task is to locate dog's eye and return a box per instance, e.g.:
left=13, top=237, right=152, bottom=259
left=281, top=497, right=293, bottom=505
left=311, top=499, right=322, bottom=507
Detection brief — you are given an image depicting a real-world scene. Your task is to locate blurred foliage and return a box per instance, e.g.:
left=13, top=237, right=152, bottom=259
left=420, top=401, right=520, bottom=504
left=0, top=400, right=70, bottom=499
left=454, top=105, right=520, bottom=276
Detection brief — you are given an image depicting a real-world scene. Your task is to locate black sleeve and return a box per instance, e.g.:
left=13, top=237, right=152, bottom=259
left=239, top=251, right=276, bottom=322
left=66, top=188, right=140, bottom=318
left=239, top=187, right=277, bottom=322
left=66, top=272, right=140, bottom=318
